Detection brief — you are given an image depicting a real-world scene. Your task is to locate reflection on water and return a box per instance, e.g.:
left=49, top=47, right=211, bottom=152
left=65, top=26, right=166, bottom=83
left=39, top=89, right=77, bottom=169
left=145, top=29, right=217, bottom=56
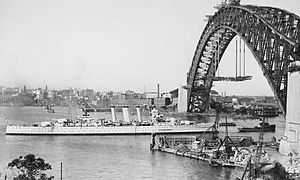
left=0, top=106, right=285, bottom=180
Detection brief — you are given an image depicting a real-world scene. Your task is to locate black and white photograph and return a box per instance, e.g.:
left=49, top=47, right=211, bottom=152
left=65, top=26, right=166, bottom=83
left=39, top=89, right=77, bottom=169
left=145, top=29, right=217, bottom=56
left=0, top=0, right=300, bottom=179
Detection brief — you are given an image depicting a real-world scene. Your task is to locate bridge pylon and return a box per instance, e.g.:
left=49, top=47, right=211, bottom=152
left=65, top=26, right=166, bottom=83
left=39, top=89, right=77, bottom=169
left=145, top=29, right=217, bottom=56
left=279, top=61, right=300, bottom=155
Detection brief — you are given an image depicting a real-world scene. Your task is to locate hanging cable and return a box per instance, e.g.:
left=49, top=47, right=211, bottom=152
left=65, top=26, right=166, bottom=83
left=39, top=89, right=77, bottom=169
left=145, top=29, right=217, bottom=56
left=239, top=37, right=242, bottom=77
left=243, top=40, right=246, bottom=76
left=217, top=35, right=220, bottom=77
left=235, top=39, right=238, bottom=78
left=216, top=39, right=218, bottom=76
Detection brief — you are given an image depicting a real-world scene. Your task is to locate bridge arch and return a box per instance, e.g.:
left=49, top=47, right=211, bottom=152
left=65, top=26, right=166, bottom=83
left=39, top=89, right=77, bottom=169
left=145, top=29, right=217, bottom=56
left=187, top=4, right=300, bottom=115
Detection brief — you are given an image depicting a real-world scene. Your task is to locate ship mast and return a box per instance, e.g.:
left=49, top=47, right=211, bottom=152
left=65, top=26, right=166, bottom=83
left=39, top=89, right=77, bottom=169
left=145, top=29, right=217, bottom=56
left=254, top=109, right=265, bottom=169
left=238, top=108, right=266, bottom=180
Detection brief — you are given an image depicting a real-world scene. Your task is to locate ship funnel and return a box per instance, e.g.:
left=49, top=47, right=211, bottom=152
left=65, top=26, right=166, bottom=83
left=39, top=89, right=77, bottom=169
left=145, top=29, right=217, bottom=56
left=136, top=106, right=142, bottom=122
left=122, top=106, right=130, bottom=123
left=110, top=106, right=117, bottom=122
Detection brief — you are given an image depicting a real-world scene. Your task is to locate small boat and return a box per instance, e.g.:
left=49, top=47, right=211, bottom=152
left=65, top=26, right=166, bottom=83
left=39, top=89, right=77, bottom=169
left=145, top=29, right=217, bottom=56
left=221, top=161, right=236, bottom=168
left=45, top=104, right=55, bottom=113
left=47, top=109, right=55, bottom=113
left=209, top=158, right=222, bottom=167
left=238, top=122, right=275, bottom=132
left=219, top=122, right=236, bottom=126
left=232, top=115, right=258, bottom=120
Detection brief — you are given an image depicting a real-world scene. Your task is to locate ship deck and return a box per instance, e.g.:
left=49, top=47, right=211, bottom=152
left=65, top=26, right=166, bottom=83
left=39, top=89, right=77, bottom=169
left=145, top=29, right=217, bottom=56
left=5, top=125, right=216, bottom=136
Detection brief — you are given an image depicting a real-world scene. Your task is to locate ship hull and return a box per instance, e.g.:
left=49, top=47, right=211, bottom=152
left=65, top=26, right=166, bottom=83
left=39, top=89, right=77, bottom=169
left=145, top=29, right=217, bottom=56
left=238, top=125, right=276, bottom=132
left=6, top=125, right=214, bottom=135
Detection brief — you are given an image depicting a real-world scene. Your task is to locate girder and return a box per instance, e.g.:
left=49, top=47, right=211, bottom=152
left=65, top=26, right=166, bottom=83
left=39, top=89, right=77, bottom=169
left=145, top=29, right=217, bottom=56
left=187, top=4, right=300, bottom=115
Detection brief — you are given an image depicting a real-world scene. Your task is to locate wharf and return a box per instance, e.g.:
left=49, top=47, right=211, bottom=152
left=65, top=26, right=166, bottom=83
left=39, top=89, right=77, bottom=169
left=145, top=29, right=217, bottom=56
left=156, top=147, right=212, bottom=164
left=153, top=137, right=300, bottom=178
left=156, top=147, right=245, bottom=168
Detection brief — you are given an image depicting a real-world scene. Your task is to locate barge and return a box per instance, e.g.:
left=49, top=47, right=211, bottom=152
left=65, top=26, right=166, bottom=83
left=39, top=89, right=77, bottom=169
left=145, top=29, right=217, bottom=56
left=150, top=116, right=260, bottom=169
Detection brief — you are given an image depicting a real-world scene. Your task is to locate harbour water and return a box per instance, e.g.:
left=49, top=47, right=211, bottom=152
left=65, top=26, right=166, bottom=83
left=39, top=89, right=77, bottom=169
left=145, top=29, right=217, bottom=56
left=0, top=106, right=285, bottom=180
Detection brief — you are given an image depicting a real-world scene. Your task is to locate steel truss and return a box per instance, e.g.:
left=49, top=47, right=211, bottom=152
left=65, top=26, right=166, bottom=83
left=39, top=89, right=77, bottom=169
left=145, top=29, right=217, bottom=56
left=187, top=4, right=300, bottom=114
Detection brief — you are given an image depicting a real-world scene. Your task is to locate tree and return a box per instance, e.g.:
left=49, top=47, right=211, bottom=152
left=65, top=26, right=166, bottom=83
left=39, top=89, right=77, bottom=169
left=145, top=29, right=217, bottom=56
left=8, top=154, right=54, bottom=180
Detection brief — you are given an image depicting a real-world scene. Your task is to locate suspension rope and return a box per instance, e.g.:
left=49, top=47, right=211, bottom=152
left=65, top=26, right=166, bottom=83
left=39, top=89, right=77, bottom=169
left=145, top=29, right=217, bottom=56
left=243, top=40, right=246, bottom=76
left=217, top=35, right=220, bottom=77
left=236, top=39, right=238, bottom=78
left=239, top=37, right=242, bottom=77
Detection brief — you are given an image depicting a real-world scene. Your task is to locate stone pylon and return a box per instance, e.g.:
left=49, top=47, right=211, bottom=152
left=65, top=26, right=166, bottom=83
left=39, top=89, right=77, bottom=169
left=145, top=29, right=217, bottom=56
left=279, top=61, right=300, bottom=155
left=178, top=86, right=187, bottom=113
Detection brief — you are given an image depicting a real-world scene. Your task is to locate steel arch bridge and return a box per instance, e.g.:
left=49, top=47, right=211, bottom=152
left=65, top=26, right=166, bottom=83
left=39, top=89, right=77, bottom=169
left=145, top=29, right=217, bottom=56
left=187, top=2, right=300, bottom=115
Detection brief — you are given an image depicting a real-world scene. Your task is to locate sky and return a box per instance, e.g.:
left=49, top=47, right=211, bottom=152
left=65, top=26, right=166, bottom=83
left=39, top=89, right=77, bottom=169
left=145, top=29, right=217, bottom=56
left=0, top=0, right=299, bottom=95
